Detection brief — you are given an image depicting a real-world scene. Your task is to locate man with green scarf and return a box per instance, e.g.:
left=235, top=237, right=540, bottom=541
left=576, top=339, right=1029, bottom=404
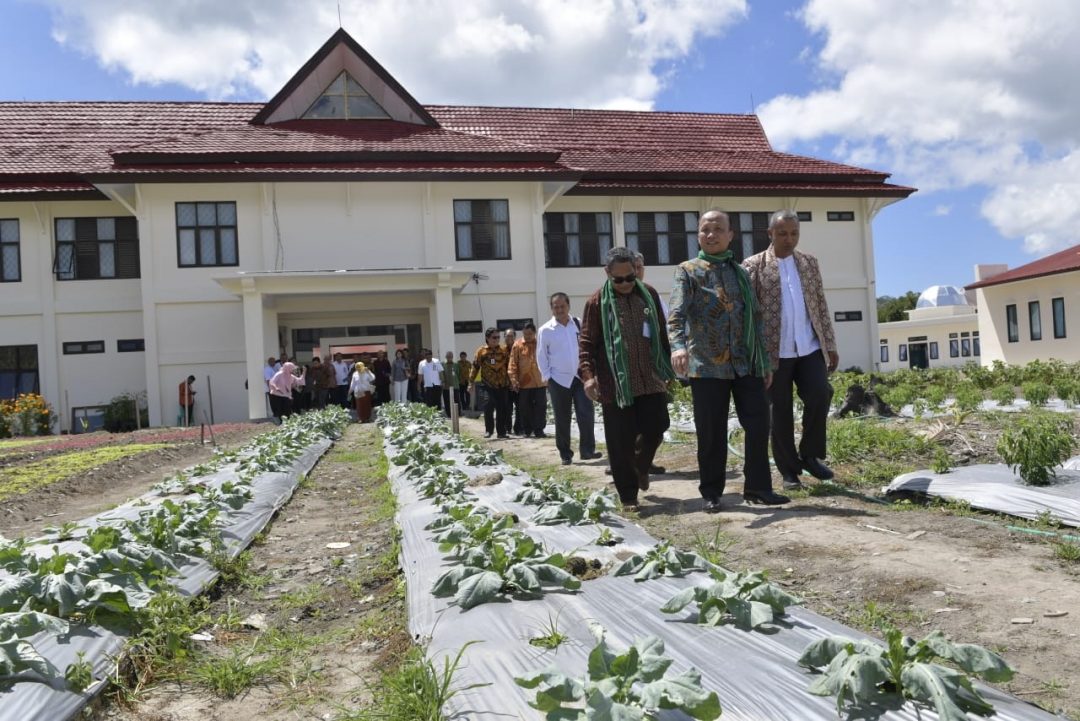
left=669, top=210, right=789, bottom=511
left=580, top=246, right=675, bottom=510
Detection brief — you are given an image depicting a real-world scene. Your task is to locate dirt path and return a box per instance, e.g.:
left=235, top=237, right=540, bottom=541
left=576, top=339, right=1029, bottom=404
left=459, top=415, right=1080, bottom=720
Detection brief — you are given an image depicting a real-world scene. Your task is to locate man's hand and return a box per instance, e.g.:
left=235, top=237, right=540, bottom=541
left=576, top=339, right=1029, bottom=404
left=827, top=351, right=839, bottom=374
left=671, top=349, right=689, bottom=377
left=584, top=377, right=600, bottom=402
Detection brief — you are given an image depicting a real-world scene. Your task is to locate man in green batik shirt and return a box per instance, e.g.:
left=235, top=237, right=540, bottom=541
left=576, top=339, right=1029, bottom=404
left=668, top=209, right=789, bottom=512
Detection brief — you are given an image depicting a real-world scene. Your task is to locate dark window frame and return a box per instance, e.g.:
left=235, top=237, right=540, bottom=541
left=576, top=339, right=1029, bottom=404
left=949, top=339, right=959, bottom=357
left=0, top=344, right=39, bottom=399
left=961, top=338, right=971, bottom=357
left=835, top=311, right=863, bottom=322
left=929, top=342, right=939, bottom=360
left=796, top=211, right=812, bottom=222
left=62, top=340, right=106, bottom=355
left=496, top=318, right=533, bottom=331
left=1052, top=297, right=1066, bottom=339
left=176, top=202, right=239, bottom=268
left=879, top=343, right=889, bottom=363
left=117, top=339, right=145, bottom=353
left=827, top=211, right=855, bottom=221
left=899, top=344, right=908, bottom=362
left=728, top=211, right=769, bottom=263
left=454, top=199, right=511, bottom=261
left=54, top=216, right=140, bottom=281
left=973, top=336, right=981, bottom=356
left=624, top=211, right=701, bottom=266
left=1028, top=300, right=1042, bottom=341
left=1, top=218, right=20, bottom=282
left=543, top=212, right=613, bottom=268
left=454, top=321, right=483, bottom=334
left=1006, top=304, right=1019, bottom=343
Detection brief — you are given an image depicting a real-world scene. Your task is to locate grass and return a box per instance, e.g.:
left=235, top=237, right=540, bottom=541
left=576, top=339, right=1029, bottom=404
left=0, top=437, right=54, bottom=452
left=189, top=645, right=281, bottom=699
left=689, top=522, right=735, bottom=566
left=847, top=599, right=926, bottom=634
left=0, top=443, right=166, bottom=499
left=1052, top=540, right=1080, bottom=564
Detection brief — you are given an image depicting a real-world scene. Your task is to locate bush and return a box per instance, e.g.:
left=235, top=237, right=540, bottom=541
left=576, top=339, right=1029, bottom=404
left=952, top=382, right=984, bottom=414
left=103, top=392, right=150, bottom=433
left=1021, top=381, right=1050, bottom=406
left=996, top=412, right=1076, bottom=486
left=0, top=393, right=56, bottom=436
left=990, top=384, right=1016, bottom=406
left=1052, top=379, right=1078, bottom=406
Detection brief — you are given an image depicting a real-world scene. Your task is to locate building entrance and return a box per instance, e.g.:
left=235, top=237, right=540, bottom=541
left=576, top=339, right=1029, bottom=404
left=908, top=342, right=929, bottom=369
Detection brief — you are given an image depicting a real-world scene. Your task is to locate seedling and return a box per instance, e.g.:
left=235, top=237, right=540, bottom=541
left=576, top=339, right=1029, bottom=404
left=996, top=411, right=1075, bottom=485
left=594, top=527, right=623, bottom=546
left=613, top=541, right=708, bottom=581
left=661, top=567, right=799, bottom=629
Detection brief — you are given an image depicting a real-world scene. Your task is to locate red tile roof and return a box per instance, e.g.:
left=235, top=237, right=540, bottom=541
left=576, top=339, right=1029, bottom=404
left=0, top=101, right=914, bottom=196
left=966, top=243, right=1080, bottom=289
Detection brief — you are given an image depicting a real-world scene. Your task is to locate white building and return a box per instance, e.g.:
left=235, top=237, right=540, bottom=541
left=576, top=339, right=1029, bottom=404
left=0, top=30, right=913, bottom=429
left=877, top=285, right=980, bottom=371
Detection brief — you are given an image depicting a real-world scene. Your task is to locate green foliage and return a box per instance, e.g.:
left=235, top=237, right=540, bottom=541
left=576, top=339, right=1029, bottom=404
left=877, top=291, right=920, bottom=323
left=996, top=412, right=1076, bottom=485
left=1052, top=540, right=1080, bottom=563
left=799, top=627, right=1013, bottom=721
left=827, top=420, right=929, bottom=464
left=0, top=612, right=68, bottom=685
left=516, top=624, right=721, bottom=721
left=1021, top=381, right=1051, bottom=406
left=515, top=477, right=616, bottom=526
left=594, top=527, right=623, bottom=547
left=1052, top=379, right=1078, bottom=406
left=989, top=384, right=1016, bottom=406
left=190, top=645, right=280, bottom=698
left=931, top=447, right=951, bottom=474
left=660, top=567, right=799, bottom=629
left=951, top=382, right=984, bottom=420
left=612, top=541, right=708, bottom=581
left=103, top=391, right=149, bottom=433
left=64, top=651, right=94, bottom=692
left=528, top=611, right=569, bottom=650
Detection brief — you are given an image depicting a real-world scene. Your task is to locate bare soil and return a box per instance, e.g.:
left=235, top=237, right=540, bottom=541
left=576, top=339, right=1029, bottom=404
left=461, top=415, right=1080, bottom=720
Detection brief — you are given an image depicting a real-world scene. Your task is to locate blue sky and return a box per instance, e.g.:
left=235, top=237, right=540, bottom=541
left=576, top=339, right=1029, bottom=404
left=2, top=0, right=1067, bottom=297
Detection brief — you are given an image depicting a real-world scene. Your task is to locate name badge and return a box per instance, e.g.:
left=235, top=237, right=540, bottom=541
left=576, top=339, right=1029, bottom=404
left=642, top=322, right=651, bottom=338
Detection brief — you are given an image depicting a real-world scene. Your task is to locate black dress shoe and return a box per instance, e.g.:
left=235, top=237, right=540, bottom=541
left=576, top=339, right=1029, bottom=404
left=649, top=464, right=666, bottom=474
left=561, top=458, right=572, bottom=466
left=534, top=431, right=548, bottom=438
left=802, top=457, right=834, bottom=481
left=781, top=473, right=804, bottom=490
left=743, top=491, right=791, bottom=506
left=703, top=496, right=722, bottom=513
left=483, top=431, right=493, bottom=438
left=580, top=451, right=602, bottom=460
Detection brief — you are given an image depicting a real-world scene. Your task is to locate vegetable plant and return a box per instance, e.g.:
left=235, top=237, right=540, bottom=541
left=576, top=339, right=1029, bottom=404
left=515, top=477, right=616, bottom=525
left=660, top=567, right=799, bottom=629
left=1021, top=381, right=1050, bottom=406
left=613, top=541, right=708, bottom=581
left=0, top=612, right=70, bottom=686
left=799, top=627, right=1013, bottom=721
left=431, top=531, right=579, bottom=610
left=594, top=527, right=623, bottom=546
left=989, top=384, right=1015, bottom=406
left=996, top=411, right=1075, bottom=485
left=515, top=623, right=721, bottom=720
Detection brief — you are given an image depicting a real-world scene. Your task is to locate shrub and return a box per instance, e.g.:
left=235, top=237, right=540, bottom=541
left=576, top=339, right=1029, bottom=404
left=103, top=392, right=150, bottom=433
left=1052, top=379, right=1078, bottom=407
left=989, top=385, right=1015, bottom=406
left=2, top=394, right=56, bottom=436
left=996, top=412, right=1076, bottom=486
left=1021, top=381, right=1050, bottom=407
left=951, top=382, right=984, bottom=415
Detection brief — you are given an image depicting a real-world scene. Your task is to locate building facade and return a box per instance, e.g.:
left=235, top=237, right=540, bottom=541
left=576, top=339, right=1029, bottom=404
left=0, top=30, right=913, bottom=429
left=877, top=285, right=980, bottom=371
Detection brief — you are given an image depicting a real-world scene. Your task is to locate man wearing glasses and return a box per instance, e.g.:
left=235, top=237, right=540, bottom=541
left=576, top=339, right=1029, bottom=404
left=579, top=246, right=675, bottom=510
left=471, top=328, right=511, bottom=438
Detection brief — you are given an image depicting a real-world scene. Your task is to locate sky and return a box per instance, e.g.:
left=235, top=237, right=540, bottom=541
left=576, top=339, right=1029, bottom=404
left=2, top=0, right=1077, bottom=297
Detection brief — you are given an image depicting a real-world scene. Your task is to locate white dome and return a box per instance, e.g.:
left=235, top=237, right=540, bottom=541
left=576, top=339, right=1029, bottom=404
left=916, top=285, right=970, bottom=308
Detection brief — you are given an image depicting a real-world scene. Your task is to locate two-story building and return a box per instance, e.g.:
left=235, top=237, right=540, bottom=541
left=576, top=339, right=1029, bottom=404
left=0, top=29, right=913, bottom=429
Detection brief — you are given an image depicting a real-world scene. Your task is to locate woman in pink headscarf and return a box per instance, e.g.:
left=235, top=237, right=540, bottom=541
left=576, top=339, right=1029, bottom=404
left=268, top=361, right=305, bottom=420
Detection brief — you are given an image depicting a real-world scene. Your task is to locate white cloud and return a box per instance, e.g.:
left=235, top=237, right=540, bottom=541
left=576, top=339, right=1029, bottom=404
left=37, top=0, right=746, bottom=109
left=932, top=205, right=951, bottom=217
left=757, top=0, right=1080, bottom=255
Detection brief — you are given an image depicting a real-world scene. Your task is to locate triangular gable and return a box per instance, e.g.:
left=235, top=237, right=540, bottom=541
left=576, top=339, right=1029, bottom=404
left=252, top=28, right=437, bottom=127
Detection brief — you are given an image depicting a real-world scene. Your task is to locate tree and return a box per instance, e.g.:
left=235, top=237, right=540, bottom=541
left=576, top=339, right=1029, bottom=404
left=877, top=291, right=920, bottom=323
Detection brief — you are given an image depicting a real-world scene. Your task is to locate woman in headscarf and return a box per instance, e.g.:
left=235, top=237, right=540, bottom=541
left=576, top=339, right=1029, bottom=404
left=349, top=361, right=376, bottom=422
left=268, top=361, right=305, bottom=421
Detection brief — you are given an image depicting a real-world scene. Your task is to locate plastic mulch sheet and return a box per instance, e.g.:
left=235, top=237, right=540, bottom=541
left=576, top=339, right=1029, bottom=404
left=886, top=458, right=1080, bottom=528
left=387, top=428, right=1060, bottom=721
left=0, top=438, right=332, bottom=721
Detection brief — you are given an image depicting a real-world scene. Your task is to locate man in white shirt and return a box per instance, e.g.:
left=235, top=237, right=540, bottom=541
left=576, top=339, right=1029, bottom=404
left=743, top=210, right=839, bottom=490
left=537, top=292, right=600, bottom=465
left=416, top=349, right=444, bottom=409
left=332, top=353, right=351, bottom=408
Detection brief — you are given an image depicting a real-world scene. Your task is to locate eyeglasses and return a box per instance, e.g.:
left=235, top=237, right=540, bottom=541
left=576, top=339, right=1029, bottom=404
left=610, top=273, right=637, bottom=284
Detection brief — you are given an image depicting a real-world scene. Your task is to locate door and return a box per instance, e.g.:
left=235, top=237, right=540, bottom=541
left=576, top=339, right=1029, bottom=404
left=908, top=343, right=929, bottom=369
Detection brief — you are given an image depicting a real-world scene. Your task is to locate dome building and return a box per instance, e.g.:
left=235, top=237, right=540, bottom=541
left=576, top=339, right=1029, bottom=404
left=878, top=284, right=979, bottom=371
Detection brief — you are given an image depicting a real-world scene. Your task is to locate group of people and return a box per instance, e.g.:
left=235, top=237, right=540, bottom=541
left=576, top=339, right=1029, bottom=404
left=264, top=351, right=393, bottom=423
left=579, top=209, right=838, bottom=511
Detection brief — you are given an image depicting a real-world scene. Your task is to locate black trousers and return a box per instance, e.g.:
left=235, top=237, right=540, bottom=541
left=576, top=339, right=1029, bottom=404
left=269, top=394, right=293, bottom=420
left=441, top=386, right=459, bottom=417
left=517, top=387, right=547, bottom=435
left=601, top=392, right=669, bottom=505
left=484, top=386, right=510, bottom=435
left=507, top=389, right=519, bottom=433
left=423, top=385, right=442, bottom=409
left=459, top=383, right=470, bottom=411
left=690, top=375, right=771, bottom=499
left=770, top=352, right=833, bottom=476
left=548, top=378, right=596, bottom=461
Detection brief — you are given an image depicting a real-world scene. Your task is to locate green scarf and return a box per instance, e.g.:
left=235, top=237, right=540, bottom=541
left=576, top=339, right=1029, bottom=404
left=599, top=279, right=676, bottom=408
left=698, top=250, right=771, bottom=378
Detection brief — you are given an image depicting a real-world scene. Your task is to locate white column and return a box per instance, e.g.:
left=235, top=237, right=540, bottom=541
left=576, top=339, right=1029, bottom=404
left=242, top=279, right=268, bottom=419
left=531, top=185, right=549, bottom=327
left=433, top=275, right=455, bottom=357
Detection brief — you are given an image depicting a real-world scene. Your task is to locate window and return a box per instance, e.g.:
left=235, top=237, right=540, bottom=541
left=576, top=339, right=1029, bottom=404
left=455, top=200, right=510, bottom=260
left=543, top=212, right=612, bottom=267
left=454, top=321, right=483, bottom=334
left=729, top=212, right=769, bottom=263
left=961, top=338, right=971, bottom=356
left=624, top=212, right=699, bottom=265
left=1006, top=304, right=1018, bottom=343
left=949, top=339, right=959, bottom=357
left=973, top=336, right=981, bottom=356
left=496, top=318, right=533, bottom=331
left=176, top=202, right=238, bottom=267
left=62, top=340, right=105, bottom=355
left=117, top=339, right=145, bottom=352
left=797, top=211, right=812, bottom=222
left=929, top=342, right=939, bottom=360
left=1028, top=301, right=1042, bottom=341
left=879, top=342, right=889, bottom=363
left=827, top=211, right=855, bottom=221
left=834, top=311, right=863, bottom=322
left=1, top=219, right=19, bottom=282
left=1052, top=297, right=1066, bottom=338
left=0, top=345, right=38, bottom=399
left=71, top=406, right=107, bottom=434
left=55, top=217, right=139, bottom=280
left=303, top=71, right=389, bottom=119
left=899, top=344, right=908, bottom=362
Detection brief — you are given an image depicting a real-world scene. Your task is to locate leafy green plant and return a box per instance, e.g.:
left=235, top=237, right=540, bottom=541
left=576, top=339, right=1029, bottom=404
left=931, top=447, right=951, bottom=474
left=613, top=541, right=708, bottom=581
left=799, top=627, right=1013, bottom=721
left=989, top=384, right=1015, bottom=406
left=1021, top=381, right=1050, bottom=406
left=996, top=412, right=1075, bottom=485
left=515, top=624, right=721, bottom=720
left=431, top=532, right=580, bottom=610
left=594, top=527, right=623, bottom=547
left=951, top=383, right=984, bottom=423
left=528, top=611, right=569, bottom=650
left=64, top=651, right=94, bottom=692
left=661, top=567, right=799, bottom=629
left=0, top=612, right=68, bottom=684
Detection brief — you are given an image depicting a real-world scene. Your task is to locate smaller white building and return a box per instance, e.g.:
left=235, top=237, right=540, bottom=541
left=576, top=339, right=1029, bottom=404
left=878, top=285, right=980, bottom=371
